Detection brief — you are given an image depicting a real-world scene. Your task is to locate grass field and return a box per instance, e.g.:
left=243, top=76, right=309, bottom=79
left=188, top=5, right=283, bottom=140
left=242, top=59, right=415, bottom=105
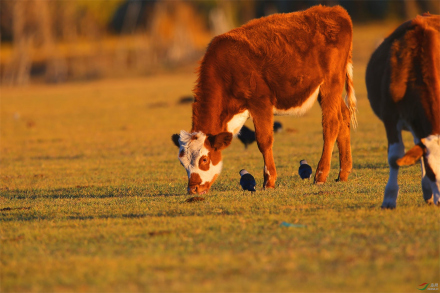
left=1, top=23, right=439, bottom=292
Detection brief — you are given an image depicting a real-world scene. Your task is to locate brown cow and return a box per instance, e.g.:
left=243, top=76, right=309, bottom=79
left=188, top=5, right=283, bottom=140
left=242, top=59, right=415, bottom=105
left=172, top=5, right=357, bottom=194
left=366, top=13, right=440, bottom=208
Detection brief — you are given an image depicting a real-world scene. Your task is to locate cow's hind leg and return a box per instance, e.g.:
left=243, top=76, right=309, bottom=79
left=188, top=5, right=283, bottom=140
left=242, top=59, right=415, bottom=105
left=411, top=136, right=434, bottom=204
left=336, top=98, right=352, bottom=182
left=251, top=106, right=277, bottom=188
left=382, top=120, right=405, bottom=209
left=420, top=158, right=434, bottom=204
left=315, top=82, right=344, bottom=184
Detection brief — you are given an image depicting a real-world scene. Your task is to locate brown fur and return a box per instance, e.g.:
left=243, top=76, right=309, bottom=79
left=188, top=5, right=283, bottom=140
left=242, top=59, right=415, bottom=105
left=389, top=15, right=440, bottom=135
left=189, top=5, right=356, bottom=188
left=396, top=144, right=424, bottom=166
left=207, top=151, right=221, bottom=166
left=367, top=13, right=440, bottom=144
left=206, top=132, right=233, bottom=151
left=366, top=13, right=440, bottom=207
left=198, top=155, right=210, bottom=171
left=203, top=134, right=230, bottom=166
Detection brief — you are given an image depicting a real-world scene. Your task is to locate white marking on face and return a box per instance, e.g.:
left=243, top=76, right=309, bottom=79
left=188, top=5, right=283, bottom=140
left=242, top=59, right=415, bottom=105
left=273, top=85, right=321, bottom=116
left=177, top=130, right=222, bottom=185
left=197, top=145, right=223, bottom=184
left=227, top=110, right=250, bottom=135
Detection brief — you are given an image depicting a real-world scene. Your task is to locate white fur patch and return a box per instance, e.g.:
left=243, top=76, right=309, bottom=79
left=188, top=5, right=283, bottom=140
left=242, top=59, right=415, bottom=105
left=344, top=61, right=357, bottom=128
left=421, top=135, right=440, bottom=205
left=347, top=62, right=353, bottom=80
left=264, top=165, right=270, bottom=176
left=273, top=85, right=320, bottom=116
left=422, top=135, right=440, bottom=177
left=227, top=110, right=250, bottom=135
left=177, top=130, right=222, bottom=185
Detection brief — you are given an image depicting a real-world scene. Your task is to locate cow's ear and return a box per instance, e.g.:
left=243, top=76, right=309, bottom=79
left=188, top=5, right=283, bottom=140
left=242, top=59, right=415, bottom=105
left=172, top=134, right=180, bottom=148
left=397, top=144, right=424, bottom=166
left=207, top=132, right=233, bottom=151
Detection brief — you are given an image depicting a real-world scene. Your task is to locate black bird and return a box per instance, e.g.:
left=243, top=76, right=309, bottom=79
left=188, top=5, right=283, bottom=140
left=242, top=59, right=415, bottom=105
left=237, top=125, right=256, bottom=149
left=239, top=169, right=256, bottom=192
left=298, top=160, right=313, bottom=180
left=273, top=121, right=283, bottom=133
left=178, top=96, right=194, bottom=104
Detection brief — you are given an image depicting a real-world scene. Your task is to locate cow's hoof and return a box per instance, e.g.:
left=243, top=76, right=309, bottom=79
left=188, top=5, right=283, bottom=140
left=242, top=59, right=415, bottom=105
left=381, top=203, right=396, bottom=209
left=425, top=198, right=434, bottom=205
left=335, top=176, right=349, bottom=182
left=264, top=182, right=275, bottom=189
left=314, top=171, right=328, bottom=184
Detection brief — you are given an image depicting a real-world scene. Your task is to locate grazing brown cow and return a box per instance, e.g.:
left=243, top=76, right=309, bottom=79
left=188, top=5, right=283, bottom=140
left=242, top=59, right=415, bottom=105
left=172, top=5, right=357, bottom=195
left=366, top=13, right=440, bottom=208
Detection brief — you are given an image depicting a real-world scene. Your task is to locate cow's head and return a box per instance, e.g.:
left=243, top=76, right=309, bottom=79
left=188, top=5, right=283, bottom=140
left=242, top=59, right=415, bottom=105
left=397, top=135, right=440, bottom=205
left=172, top=130, right=232, bottom=194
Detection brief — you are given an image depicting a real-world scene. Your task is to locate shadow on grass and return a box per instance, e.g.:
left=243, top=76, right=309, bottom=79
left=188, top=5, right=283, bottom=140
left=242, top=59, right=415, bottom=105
left=0, top=212, right=152, bottom=223
left=31, top=154, right=85, bottom=161
left=352, top=162, right=388, bottom=169
left=68, top=213, right=150, bottom=220
left=1, top=186, right=186, bottom=199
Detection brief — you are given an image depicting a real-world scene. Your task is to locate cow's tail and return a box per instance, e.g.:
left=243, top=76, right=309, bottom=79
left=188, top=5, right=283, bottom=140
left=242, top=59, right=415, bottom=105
left=344, top=49, right=357, bottom=129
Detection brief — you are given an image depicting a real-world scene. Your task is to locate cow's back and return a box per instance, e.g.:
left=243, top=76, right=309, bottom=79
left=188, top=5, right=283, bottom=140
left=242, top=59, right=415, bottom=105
left=366, top=14, right=440, bottom=137
left=197, top=5, right=353, bottom=108
left=230, top=5, right=353, bottom=56
left=219, top=5, right=353, bottom=68
left=365, top=20, right=413, bottom=119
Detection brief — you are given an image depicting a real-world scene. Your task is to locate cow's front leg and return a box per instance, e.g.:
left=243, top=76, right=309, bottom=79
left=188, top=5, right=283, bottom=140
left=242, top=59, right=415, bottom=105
left=252, top=108, right=277, bottom=189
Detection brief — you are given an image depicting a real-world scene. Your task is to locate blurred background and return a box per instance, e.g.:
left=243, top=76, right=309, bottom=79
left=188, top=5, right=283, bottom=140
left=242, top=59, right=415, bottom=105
left=1, top=0, right=439, bottom=86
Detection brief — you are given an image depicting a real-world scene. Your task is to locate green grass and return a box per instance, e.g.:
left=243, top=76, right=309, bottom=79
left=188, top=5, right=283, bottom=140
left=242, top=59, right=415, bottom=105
left=1, top=23, right=439, bottom=292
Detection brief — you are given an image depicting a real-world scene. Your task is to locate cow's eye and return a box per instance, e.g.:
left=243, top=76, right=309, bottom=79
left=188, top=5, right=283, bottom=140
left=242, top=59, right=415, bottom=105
left=198, top=156, right=210, bottom=168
